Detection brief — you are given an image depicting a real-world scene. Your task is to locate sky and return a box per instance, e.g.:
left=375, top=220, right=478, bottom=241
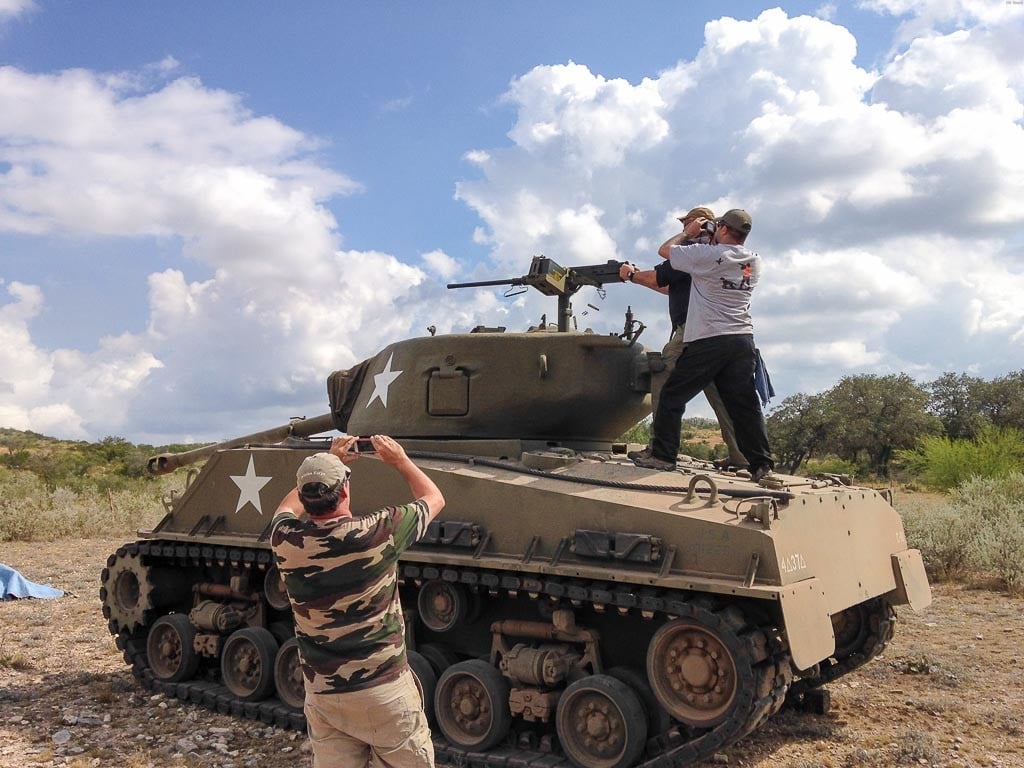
left=0, top=0, right=1022, bottom=444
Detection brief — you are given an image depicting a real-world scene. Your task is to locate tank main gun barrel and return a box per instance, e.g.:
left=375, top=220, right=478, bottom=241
left=146, top=413, right=336, bottom=476
left=448, top=256, right=625, bottom=332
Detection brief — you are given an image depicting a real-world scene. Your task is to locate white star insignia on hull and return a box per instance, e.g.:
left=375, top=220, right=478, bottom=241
left=230, top=454, right=272, bottom=515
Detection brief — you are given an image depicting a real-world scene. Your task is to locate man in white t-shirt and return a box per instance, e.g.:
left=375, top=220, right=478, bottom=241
left=617, top=205, right=747, bottom=470
left=631, top=209, right=774, bottom=482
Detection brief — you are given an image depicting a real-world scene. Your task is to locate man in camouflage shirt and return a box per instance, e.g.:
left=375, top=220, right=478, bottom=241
left=272, top=434, right=445, bottom=768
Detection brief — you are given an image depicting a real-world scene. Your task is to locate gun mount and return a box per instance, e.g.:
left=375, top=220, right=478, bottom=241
left=448, top=256, right=626, bottom=332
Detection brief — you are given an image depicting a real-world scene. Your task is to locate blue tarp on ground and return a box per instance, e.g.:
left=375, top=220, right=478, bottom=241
left=0, top=563, right=63, bottom=600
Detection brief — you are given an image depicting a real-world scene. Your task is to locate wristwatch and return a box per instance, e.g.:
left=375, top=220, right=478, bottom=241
left=627, top=270, right=636, bottom=282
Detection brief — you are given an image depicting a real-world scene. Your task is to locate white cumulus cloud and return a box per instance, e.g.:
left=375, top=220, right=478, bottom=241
left=421, top=249, right=462, bottom=281
left=0, top=65, right=460, bottom=441
left=454, top=7, right=1024, bottom=402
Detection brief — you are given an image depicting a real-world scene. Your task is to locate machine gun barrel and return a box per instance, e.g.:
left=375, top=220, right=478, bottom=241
left=447, top=277, right=526, bottom=290
left=146, top=412, right=336, bottom=476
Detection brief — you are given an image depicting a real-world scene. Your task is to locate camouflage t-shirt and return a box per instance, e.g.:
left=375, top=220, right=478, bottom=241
left=270, top=500, right=428, bottom=694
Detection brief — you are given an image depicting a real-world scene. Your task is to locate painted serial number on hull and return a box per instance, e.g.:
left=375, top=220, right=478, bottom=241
left=779, top=553, right=807, bottom=574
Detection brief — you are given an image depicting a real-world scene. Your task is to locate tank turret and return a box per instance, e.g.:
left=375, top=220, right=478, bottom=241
left=102, top=255, right=931, bottom=768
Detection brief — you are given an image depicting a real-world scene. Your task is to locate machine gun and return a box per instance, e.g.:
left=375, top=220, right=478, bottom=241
left=448, top=256, right=627, bottom=332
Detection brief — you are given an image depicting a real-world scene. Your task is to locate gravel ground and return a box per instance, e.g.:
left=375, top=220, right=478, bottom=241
left=1, top=537, right=1022, bottom=768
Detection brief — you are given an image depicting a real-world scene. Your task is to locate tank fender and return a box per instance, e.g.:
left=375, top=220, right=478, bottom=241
left=887, top=549, right=932, bottom=611
left=777, top=578, right=835, bottom=672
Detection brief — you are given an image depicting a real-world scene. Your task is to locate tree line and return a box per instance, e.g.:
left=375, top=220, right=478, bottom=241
left=766, top=370, right=1024, bottom=475
left=0, top=429, right=200, bottom=491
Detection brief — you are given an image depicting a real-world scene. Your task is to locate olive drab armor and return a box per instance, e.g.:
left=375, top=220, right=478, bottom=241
left=103, top=256, right=930, bottom=768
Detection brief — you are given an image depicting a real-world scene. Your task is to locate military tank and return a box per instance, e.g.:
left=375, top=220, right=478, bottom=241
left=101, top=256, right=931, bottom=768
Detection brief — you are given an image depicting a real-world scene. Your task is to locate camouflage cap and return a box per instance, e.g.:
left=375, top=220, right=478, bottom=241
left=677, top=206, right=715, bottom=224
left=296, top=452, right=351, bottom=492
left=719, top=209, right=752, bottom=234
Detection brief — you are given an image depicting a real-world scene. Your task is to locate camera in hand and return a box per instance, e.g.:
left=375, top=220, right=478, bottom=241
left=700, top=219, right=718, bottom=238
left=355, top=437, right=375, bottom=453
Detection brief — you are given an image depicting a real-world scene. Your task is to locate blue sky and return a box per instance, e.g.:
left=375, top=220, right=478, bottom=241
left=1, top=1, right=1022, bottom=442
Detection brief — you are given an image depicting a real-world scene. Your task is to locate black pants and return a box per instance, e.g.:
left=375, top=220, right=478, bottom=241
left=650, top=333, right=773, bottom=470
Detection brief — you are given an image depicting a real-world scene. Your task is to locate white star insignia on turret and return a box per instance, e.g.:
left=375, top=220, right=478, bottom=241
left=230, top=454, right=272, bottom=515
left=366, top=352, right=403, bottom=409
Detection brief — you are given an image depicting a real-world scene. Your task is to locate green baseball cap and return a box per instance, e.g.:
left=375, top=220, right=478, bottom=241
left=719, top=209, right=752, bottom=234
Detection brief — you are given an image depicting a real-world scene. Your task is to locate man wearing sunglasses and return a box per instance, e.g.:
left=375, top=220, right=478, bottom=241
left=631, top=209, right=774, bottom=483
left=271, top=435, right=445, bottom=768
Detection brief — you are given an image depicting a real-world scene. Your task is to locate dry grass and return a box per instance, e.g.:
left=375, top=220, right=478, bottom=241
left=897, top=475, right=1024, bottom=595
left=0, top=468, right=169, bottom=542
left=894, top=729, right=939, bottom=764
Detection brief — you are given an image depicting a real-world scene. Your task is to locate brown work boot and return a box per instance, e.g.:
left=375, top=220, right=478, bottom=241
left=632, top=453, right=677, bottom=471
left=627, top=445, right=652, bottom=461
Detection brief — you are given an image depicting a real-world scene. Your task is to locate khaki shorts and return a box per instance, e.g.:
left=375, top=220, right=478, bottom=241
left=305, top=669, right=434, bottom=768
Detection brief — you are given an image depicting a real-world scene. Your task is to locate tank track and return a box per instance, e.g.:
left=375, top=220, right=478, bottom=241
left=103, top=540, right=794, bottom=768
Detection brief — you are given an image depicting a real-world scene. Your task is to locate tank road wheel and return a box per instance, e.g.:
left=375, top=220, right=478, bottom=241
left=647, top=616, right=740, bottom=729
left=831, top=603, right=870, bottom=659
left=796, top=598, right=896, bottom=694
left=608, top=666, right=671, bottom=736
left=417, top=580, right=468, bottom=632
left=556, top=675, right=648, bottom=768
left=418, top=643, right=460, bottom=678
left=221, top=627, right=279, bottom=702
left=263, top=563, right=291, bottom=611
left=273, top=637, right=305, bottom=711
left=146, top=614, right=200, bottom=683
left=435, top=659, right=511, bottom=751
left=101, top=550, right=154, bottom=633
left=408, top=651, right=438, bottom=725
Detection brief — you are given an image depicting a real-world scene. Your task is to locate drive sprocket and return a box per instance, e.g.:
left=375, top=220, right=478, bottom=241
left=100, top=547, right=155, bottom=633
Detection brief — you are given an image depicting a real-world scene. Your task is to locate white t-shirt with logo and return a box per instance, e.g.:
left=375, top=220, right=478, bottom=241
left=668, top=243, right=761, bottom=343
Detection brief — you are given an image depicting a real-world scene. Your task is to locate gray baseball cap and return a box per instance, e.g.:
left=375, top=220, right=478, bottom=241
left=296, top=452, right=351, bottom=491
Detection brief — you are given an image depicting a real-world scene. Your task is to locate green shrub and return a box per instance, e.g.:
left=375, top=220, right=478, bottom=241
left=898, top=427, right=1024, bottom=490
left=0, top=449, right=30, bottom=468
left=898, top=473, right=1024, bottom=593
left=898, top=496, right=975, bottom=581
left=804, top=457, right=860, bottom=477
left=954, top=473, right=1024, bottom=593
left=619, top=419, right=652, bottom=446
left=680, top=441, right=712, bottom=460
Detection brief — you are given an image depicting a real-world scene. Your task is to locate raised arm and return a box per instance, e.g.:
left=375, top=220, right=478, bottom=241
left=658, top=218, right=706, bottom=259
left=370, top=435, right=445, bottom=523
